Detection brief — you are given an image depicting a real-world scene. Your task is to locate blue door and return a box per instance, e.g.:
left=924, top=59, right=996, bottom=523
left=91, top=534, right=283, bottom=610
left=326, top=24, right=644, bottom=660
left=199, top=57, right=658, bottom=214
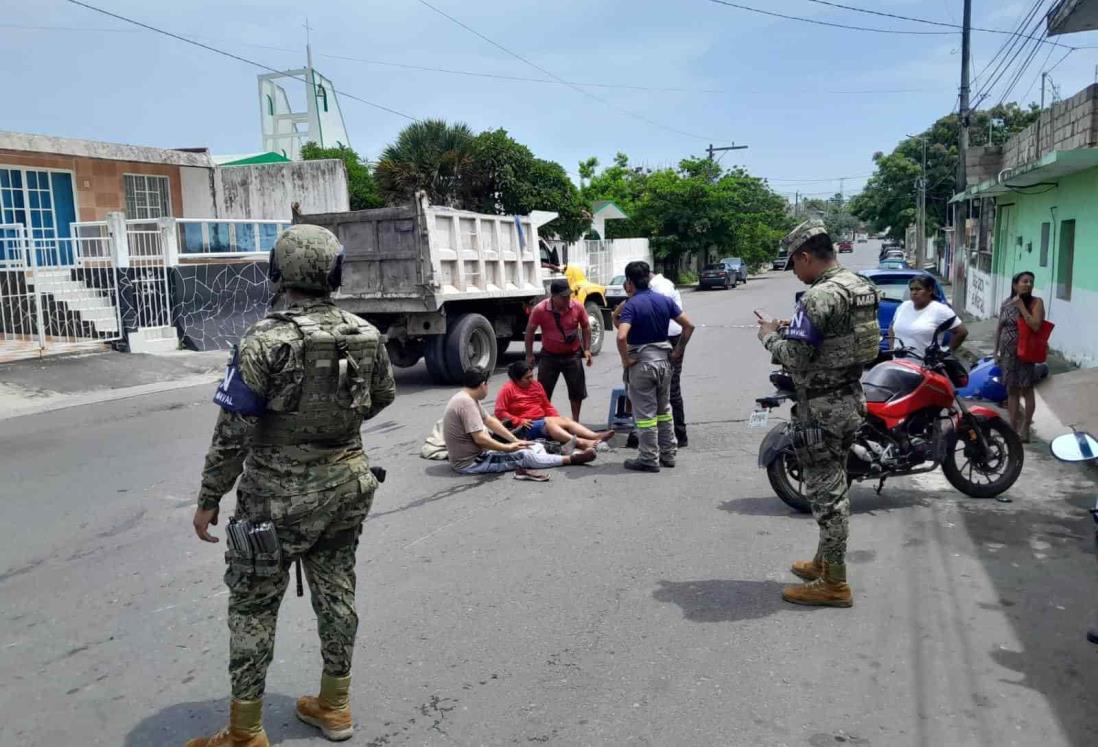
left=0, top=167, right=77, bottom=265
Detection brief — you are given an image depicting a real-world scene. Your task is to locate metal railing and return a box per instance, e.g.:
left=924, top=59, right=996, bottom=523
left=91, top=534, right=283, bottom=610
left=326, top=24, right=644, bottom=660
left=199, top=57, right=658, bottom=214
left=176, top=218, right=290, bottom=257
left=0, top=223, right=122, bottom=358
left=125, top=222, right=172, bottom=329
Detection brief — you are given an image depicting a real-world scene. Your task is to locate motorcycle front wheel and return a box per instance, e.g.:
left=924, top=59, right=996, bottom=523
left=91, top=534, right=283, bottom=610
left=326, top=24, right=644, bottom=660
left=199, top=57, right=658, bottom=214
left=942, top=415, right=1024, bottom=498
left=766, top=447, right=813, bottom=514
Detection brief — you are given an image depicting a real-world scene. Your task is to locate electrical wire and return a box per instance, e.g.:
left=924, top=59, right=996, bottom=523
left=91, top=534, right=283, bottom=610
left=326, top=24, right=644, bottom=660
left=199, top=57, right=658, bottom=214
left=800, top=0, right=1078, bottom=49
left=973, top=0, right=1047, bottom=102
left=704, top=0, right=954, bottom=34
left=995, top=31, right=1049, bottom=108
left=412, top=0, right=714, bottom=141
left=63, top=0, right=420, bottom=122
left=974, top=1, right=1049, bottom=107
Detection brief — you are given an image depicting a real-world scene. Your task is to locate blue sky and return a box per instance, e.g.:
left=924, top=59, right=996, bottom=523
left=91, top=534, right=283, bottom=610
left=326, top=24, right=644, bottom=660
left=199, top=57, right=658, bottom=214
left=5, top=0, right=1098, bottom=201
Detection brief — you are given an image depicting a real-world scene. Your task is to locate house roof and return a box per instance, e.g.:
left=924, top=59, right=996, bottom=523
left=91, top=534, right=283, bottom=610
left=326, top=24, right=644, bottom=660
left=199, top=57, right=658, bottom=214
left=0, top=130, right=214, bottom=168
left=951, top=148, right=1098, bottom=202
left=590, top=200, right=628, bottom=220
left=1047, top=0, right=1098, bottom=36
left=213, top=152, right=293, bottom=166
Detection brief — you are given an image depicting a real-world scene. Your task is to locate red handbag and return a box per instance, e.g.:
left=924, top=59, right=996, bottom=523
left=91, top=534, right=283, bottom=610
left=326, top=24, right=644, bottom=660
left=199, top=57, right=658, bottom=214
left=1017, top=317, right=1054, bottom=363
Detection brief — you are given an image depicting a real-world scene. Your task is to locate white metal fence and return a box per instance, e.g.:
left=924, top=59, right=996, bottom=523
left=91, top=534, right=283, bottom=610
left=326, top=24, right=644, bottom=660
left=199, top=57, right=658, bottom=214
left=124, top=220, right=172, bottom=330
left=0, top=222, right=122, bottom=360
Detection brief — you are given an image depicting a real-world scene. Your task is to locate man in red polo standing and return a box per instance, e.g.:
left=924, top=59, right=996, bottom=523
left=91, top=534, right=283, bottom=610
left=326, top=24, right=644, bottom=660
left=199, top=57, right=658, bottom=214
left=525, top=278, right=593, bottom=421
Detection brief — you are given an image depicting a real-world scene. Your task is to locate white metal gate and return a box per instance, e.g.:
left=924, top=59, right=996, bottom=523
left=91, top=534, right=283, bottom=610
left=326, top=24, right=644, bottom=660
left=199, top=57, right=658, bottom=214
left=0, top=222, right=121, bottom=361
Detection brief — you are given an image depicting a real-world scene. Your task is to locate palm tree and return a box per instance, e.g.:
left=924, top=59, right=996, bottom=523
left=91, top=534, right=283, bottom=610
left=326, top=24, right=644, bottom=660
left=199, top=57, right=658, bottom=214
left=375, top=119, right=475, bottom=206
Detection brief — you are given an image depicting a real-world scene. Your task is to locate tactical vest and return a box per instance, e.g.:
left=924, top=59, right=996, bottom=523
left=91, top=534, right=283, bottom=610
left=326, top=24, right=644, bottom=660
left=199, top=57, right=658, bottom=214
left=813, top=269, right=880, bottom=369
left=252, top=309, right=381, bottom=446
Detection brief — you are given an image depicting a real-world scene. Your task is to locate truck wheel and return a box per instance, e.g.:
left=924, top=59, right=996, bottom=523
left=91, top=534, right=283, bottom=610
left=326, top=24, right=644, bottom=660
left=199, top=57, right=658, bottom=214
left=585, top=301, right=605, bottom=355
left=445, top=313, right=498, bottom=378
left=424, top=336, right=453, bottom=384
left=386, top=338, right=423, bottom=369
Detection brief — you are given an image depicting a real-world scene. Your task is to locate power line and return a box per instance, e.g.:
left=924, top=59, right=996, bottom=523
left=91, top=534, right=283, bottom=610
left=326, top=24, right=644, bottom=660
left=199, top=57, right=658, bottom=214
left=976, top=2, right=1051, bottom=108
left=63, top=0, right=419, bottom=122
left=800, top=0, right=1078, bottom=48
left=704, top=0, right=955, bottom=35
left=0, top=22, right=137, bottom=32
left=973, top=0, right=1046, bottom=100
left=762, top=174, right=872, bottom=183
left=411, top=0, right=714, bottom=141
left=317, top=52, right=938, bottom=96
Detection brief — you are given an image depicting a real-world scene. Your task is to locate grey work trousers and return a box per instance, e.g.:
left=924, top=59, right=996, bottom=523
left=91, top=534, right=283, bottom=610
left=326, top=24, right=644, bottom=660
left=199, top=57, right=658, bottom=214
left=625, top=345, right=677, bottom=466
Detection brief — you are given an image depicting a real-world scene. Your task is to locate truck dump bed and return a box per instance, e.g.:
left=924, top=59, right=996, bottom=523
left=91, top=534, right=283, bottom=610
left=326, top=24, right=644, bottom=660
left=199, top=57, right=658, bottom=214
left=298, top=195, right=544, bottom=314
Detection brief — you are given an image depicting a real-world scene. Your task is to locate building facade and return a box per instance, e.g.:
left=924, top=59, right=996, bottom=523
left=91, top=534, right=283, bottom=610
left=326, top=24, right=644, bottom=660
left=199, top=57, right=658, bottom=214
left=950, top=84, right=1098, bottom=366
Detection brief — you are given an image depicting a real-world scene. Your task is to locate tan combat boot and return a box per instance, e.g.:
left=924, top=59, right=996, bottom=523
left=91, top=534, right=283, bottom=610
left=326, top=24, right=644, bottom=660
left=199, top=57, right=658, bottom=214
left=296, top=673, right=354, bottom=741
left=185, top=699, right=269, bottom=747
left=790, top=556, right=823, bottom=581
left=781, top=562, right=853, bottom=608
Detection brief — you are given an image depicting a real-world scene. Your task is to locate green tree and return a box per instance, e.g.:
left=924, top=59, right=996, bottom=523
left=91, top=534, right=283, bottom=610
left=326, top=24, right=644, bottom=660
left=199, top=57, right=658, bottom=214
left=851, top=102, right=1040, bottom=238
left=374, top=119, right=475, bottom=206
left=581, top=154, right=791, bottom=277
left=299, top=142, right=383, bottom=210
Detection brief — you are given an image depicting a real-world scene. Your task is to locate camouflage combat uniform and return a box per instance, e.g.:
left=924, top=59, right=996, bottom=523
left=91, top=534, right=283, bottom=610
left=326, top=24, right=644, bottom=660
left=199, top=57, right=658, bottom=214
left=197, top=228, right=396, bottom=706
left=762, top=226, right=879, bottom=573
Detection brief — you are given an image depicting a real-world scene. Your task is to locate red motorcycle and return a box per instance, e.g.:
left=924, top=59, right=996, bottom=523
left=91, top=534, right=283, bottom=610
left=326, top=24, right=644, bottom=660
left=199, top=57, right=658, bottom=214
left=756, top=336, right=1024, bottom=513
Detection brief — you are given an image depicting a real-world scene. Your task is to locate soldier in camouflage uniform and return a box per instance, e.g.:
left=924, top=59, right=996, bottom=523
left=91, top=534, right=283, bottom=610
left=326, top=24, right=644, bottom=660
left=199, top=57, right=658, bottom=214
left=756, top=220, right=879, bottom=608
left=188, top=225, right=396, bottom=746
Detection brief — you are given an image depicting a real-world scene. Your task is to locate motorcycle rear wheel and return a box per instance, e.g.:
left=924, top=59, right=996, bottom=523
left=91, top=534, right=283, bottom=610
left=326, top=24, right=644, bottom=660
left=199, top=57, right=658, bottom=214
left=766, top=447, right=813, bottom=514
left=942, top=416, right=1024, bottom=498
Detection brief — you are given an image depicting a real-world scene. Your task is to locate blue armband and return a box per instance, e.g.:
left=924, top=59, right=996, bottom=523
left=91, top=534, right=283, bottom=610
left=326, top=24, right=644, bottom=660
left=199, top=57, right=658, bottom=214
left=785, top=301, right=823, bottom=348
left=213, top=347, right=267, bottom=416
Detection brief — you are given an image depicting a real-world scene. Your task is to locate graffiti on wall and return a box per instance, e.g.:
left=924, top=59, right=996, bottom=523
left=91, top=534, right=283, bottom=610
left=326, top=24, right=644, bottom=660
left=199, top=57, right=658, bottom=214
left=169, top=262, right=273, bottom=351
left=965, top=266, right=993, bottom=319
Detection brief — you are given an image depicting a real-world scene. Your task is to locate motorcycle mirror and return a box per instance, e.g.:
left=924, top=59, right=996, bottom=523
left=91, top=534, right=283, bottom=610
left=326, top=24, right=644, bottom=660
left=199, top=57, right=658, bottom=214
left=1050, top=431, right=1098, bottom=462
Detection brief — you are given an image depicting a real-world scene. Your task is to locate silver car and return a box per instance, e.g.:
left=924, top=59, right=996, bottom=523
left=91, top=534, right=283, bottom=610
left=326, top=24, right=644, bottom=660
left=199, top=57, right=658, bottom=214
left=719, top=256, right=748, bottom=283
left=605, top=274, right=628, bottom=308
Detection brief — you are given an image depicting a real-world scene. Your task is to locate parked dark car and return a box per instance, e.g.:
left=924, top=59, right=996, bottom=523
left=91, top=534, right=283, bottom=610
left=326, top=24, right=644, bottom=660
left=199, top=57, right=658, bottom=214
left=718, top=256, right=748, bottom=283
left=772, top=252, right=789, bottom=271
left=858, top=268, right=948, bottom=350
left=699, top=263, right=737, bottom=290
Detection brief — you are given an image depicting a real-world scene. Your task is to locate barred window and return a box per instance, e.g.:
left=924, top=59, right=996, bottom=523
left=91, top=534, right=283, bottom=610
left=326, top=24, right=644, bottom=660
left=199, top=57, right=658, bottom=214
left=123, top=174, right=171, bottom=220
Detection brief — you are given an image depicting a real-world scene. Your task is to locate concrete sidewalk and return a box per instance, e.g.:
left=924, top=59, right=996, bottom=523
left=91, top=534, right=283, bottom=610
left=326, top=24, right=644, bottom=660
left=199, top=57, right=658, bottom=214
left=0, top=349, right=226, bottom=420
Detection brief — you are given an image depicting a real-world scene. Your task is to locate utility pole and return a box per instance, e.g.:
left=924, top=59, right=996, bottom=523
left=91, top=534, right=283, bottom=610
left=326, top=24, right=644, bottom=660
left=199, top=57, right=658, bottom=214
left=918, top=137, right=927, bottom=270
left=794, top=191, right=800, bottom=217
left=706, top=143, right=749, bottom=162
left=957, top=0, right=972, bottom=193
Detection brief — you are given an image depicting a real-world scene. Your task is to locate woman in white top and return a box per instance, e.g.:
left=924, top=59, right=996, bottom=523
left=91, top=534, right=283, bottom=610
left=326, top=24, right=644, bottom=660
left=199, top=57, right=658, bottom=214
left=888, top=275, right=968, bottom=355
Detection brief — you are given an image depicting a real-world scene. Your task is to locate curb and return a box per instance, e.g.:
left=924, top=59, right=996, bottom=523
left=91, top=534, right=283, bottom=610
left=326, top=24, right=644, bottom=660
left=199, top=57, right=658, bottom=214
left=0, top=374, right=219, bottom=422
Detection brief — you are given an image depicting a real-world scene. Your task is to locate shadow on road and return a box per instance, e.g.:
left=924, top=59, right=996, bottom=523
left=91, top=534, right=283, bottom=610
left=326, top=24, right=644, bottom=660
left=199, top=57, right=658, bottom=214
left=954, top=501, right=1098, bottom=746
left=124, top=693, right=315, bottom=746
left=651, top=579, right=808, bottom=623
left=718, top=487, right=929, bottom=518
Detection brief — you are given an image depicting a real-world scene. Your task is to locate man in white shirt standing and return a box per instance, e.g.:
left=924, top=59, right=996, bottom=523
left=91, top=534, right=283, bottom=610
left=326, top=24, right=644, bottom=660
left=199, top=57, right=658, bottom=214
left=650, top=273, right=688, bottom=447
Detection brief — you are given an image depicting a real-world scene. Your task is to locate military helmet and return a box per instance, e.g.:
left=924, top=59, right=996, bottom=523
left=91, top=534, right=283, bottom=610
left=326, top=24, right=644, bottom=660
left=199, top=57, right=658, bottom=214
left=782, top=219, right=829, bottom=269
left=268, top=225, right=344, bottom=293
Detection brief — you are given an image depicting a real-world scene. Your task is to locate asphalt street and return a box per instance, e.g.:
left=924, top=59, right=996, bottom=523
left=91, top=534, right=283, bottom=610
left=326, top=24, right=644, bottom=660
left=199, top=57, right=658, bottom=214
left=1, top=241, right=1097, bottom=746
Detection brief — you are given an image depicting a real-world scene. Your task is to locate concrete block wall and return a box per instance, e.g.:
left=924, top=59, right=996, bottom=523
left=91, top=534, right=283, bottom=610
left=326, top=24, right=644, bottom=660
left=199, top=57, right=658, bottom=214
left=1003, top=83, right=1098, bottom=171
left=966, top=145, right=1004, bottom=184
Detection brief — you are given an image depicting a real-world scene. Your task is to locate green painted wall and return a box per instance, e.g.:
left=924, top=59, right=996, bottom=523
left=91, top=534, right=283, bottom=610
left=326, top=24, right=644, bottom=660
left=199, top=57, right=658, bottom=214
left=993, top=165, right=1098, bottom=297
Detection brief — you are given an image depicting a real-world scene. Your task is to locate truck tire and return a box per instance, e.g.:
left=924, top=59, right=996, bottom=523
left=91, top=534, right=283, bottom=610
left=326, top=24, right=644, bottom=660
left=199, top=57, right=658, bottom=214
left=445, top=313, right=498, bottom=378
left=585, top=301, right=605, bottom=355
left=424, top=335, right=453, bottom=384
left=386, top=338, right=423, bottom=369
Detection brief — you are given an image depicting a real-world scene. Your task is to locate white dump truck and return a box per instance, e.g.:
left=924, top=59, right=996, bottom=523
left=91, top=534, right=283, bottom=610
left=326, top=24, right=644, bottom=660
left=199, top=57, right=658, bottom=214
left=297, top=194, right=608, bottom=384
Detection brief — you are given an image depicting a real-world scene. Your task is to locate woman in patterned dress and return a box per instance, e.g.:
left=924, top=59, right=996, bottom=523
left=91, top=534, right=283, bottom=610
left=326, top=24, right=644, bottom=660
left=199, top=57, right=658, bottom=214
left=993, top=271, right=1046, bottom=442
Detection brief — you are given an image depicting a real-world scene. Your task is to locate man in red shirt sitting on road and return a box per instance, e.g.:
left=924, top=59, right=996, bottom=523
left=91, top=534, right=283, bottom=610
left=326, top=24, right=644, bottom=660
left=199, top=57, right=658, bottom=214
left=525, top=278, right=592, bottom=421
left=496, top=360, right=614, bottom=451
